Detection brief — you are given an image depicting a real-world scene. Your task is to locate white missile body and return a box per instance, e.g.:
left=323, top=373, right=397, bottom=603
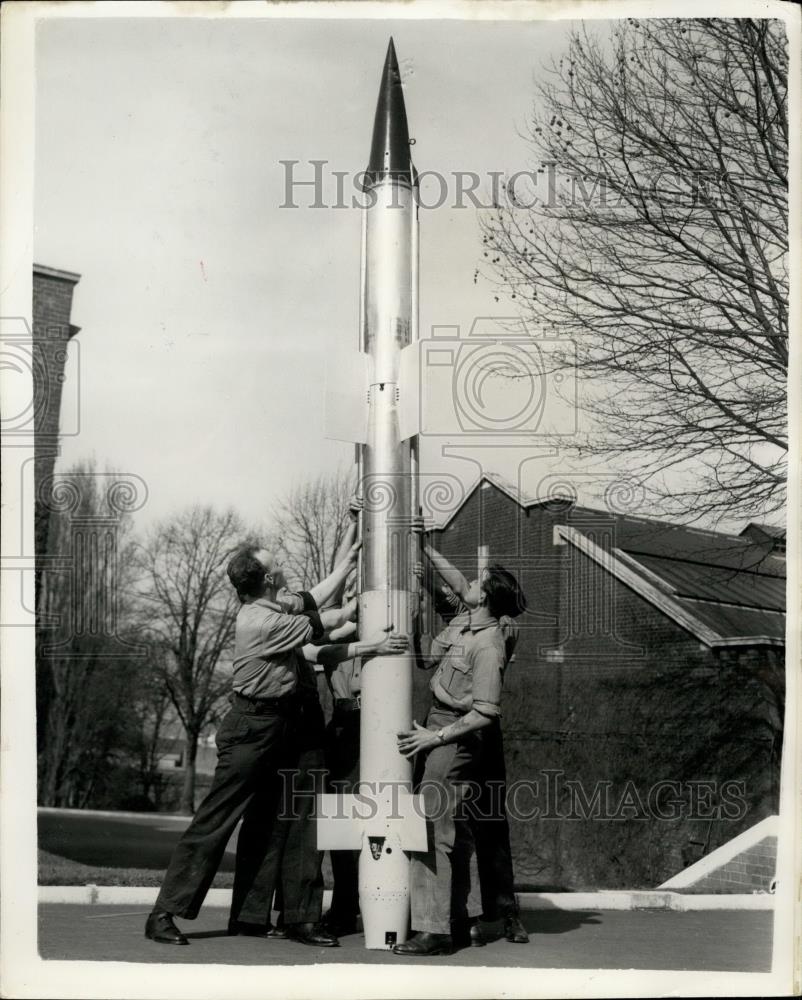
left=318, top=39, right=426, bottom=950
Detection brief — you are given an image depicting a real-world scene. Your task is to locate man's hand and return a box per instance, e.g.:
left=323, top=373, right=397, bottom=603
left=396, top=721, right=440, bottom=758
left=348, top=494, right=364, bottom=522
left=345, top=540, right=362, bottom=567
left=363, top=626, right=409, bottom=657
left=411, top=514, right=425, bottom=536
left=412, top=561, right=424, bottom=581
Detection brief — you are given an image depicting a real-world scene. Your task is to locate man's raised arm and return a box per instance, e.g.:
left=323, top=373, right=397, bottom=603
left=422, top=541, right=471, bottom=603
left=308, top=539, right=361, bottom=609
left=316, top=496, right=361, bottom=610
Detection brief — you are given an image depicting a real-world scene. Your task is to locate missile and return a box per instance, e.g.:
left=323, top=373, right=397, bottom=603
left=318, top=38, right=426, bottom=951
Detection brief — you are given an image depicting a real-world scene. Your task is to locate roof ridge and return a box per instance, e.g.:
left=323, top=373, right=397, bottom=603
left=476, top=475, right=746, bottom=539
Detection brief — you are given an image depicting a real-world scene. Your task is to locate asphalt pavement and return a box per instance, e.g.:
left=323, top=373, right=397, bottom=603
left=38, top=904, right=773, bottom=971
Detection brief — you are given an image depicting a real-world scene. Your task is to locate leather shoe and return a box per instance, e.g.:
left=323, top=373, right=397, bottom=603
left=228, top=919, right=270, bottom=938
left=285, top=921, right=339, bottom=947
left=469, top=922, right=486, bottom=947
left=319, top=911, right=358, bottom=937
left=145, top=910, right=188, bottom=946
left=393, top=932, right=453, bottom=956
left=504, top=914, right=529, bottom=943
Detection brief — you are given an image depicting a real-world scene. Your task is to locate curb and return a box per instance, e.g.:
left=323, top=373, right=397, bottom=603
left=38, top=886, right=775, bottom=911
left=38, top=806, right=192, bottom=823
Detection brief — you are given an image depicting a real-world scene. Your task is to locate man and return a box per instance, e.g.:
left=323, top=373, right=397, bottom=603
left=393, top=563, right=527, bottom=957
left=144, top=540, right=359, bottom=947
left=416, top=541, right=529, bottom=945
left=224, top=497, right=408, bottom=944
left=226, top=500, right=361, bottom=943
left=416, top=543, right=529, bottom=946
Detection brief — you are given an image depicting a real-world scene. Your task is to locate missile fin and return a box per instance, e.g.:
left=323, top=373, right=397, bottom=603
left=316, top=791, right=427, bottom=851
left=317, top=794, right=364, bottom=849
left=398, top=340, right=421, bottom=441
left=325, top=350, right=371, bottom=443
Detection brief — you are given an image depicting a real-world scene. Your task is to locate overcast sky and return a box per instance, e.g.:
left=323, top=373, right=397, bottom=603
left=35, top=13, right=742, bottom=535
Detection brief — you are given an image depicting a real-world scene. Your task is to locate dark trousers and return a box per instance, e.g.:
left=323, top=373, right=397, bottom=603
left=234, top=694, right=327, bottom=926
left=323, top=707, right=361, bottom=920
left=155, top=697, right=300, bottom=920
left=469, top=722, right=518, bottom=920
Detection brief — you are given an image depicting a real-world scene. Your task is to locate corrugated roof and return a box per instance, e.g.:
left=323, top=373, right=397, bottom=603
left=678, top=600, right=785, bottom=641
left=563, top=508, right=786, bottom=644
left=629, top=554, right=786, bottom=612
left=570, top=511, right=785, bottom=577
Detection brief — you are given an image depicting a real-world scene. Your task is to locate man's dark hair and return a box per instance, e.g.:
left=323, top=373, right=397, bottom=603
left=227, top=546, right=267, bottom=601
left=482, top=563, right=527, bottom=619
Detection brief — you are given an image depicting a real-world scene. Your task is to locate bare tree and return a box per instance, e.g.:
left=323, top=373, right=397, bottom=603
left=270, top=465, right=356, bottom=589
left=136, top=506, right=246, bottom=813
left=484, top=18, right=787, bottom=523
left=130, top=660, right=178, bottom=810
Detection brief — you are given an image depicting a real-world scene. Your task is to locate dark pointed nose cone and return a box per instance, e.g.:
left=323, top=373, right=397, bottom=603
left=365, top=38, right=415, bottom=185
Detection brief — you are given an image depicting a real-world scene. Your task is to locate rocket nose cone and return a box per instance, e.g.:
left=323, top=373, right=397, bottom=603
left=366, top=39, right=415, bottom=184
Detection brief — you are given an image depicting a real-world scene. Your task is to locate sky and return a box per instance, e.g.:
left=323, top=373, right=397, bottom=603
left=33, top=12, right=755, bottom=536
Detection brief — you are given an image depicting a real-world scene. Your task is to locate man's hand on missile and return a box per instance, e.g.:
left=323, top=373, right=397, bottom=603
left=412, top=561, right=424, bottom=580
left=396, top=721, right=440, bottom=758
left=348, top=493, right=364, bottom=522
left=363, top=626, right=409, bottom=658
left=345, top=539, right=362, bottom=567
left=341, top=596, right=358, bottom=622
left=410, top=514, right=425, bottom=536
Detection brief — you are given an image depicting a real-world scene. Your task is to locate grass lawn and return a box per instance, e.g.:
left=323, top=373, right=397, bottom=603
left=38, top=849, right=235, bottom=888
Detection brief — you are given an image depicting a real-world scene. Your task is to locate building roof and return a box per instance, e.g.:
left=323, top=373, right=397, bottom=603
left=437, top=475, right=786, bottom=648
left=33, top=263, right=81, bottom=284
left=739, top=521, right=786, bottom=543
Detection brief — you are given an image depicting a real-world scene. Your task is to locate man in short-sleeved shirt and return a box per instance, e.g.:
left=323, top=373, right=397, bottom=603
left=146, top=542, right=358, bottom=950
left=394, top=564, right=526, bottom=957
left=232, top=598, right=324, bottom=699
left=421, top=562, right=527, bottom=943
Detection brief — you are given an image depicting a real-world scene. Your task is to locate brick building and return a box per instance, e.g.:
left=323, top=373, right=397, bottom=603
left=32, top=263, right=81, bottom=579
left=418, top=474, right=785, bottom=890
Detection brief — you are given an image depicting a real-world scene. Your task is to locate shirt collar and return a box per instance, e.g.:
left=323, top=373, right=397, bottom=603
left=458, top=610, right=499, bottom=634
left=248, top=596, right=284, bottom=613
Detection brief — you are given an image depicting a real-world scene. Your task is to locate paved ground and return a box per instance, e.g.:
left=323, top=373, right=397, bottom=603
left=38, top=904, right=772, bottom=971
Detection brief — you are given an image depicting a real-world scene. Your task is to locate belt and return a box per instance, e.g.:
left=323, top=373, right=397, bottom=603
left=333, top=696, right=361, bottom=713
left=232, top=690, right=300, bottom=714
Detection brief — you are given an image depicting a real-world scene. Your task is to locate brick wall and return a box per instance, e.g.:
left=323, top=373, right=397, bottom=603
left=32, top=266, right=80, bottom=573
left=690, top=836, right=777, bottom=893
left=419, top=481, right=784, bottom=889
